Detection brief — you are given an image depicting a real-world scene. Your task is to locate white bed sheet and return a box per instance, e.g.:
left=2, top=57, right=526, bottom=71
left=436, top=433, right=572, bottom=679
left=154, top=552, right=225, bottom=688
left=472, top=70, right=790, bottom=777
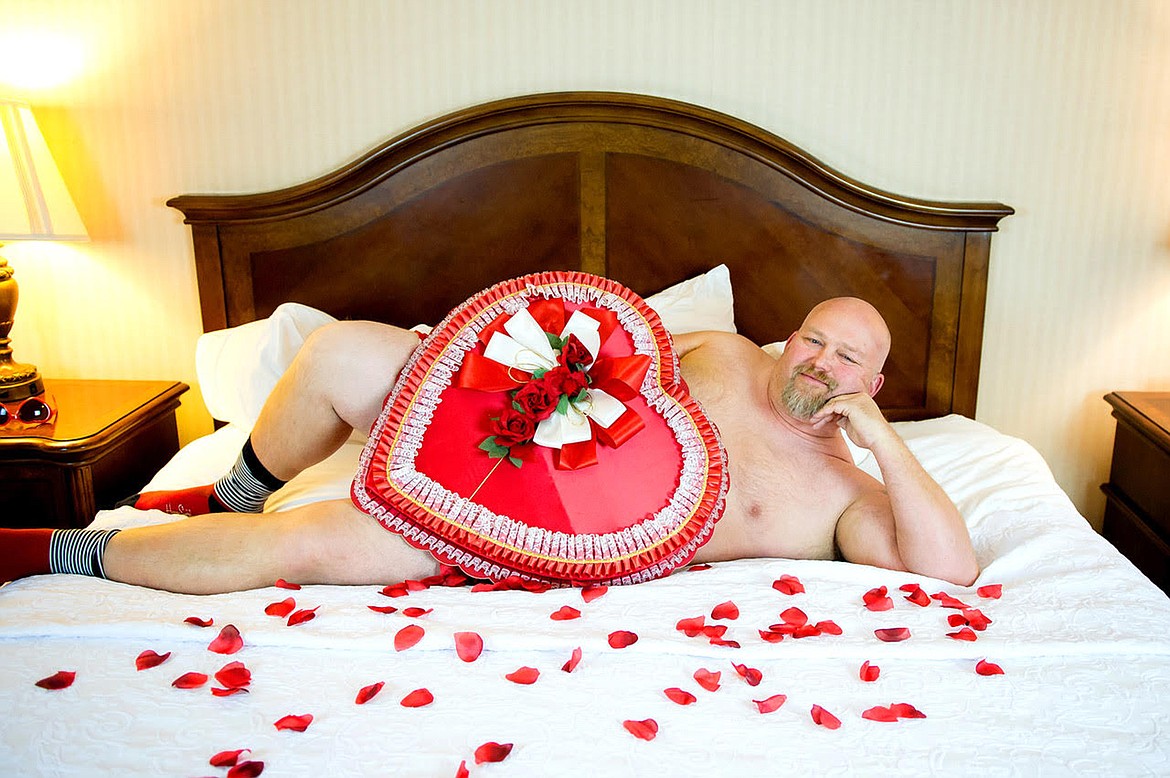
left=2, top=416, right=1169, bottom=776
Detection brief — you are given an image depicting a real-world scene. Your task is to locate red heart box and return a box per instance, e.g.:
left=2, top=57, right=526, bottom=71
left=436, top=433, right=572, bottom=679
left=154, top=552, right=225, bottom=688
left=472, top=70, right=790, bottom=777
left=352, top=272, right=727, bottom=585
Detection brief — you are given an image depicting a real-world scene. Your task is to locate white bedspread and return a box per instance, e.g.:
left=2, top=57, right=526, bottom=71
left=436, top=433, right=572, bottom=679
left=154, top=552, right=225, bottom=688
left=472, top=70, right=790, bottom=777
left=2, top=416, right=1169, bottom=776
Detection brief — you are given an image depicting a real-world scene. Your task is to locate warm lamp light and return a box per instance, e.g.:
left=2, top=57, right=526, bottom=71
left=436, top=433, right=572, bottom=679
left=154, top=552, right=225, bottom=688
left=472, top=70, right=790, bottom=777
left=0, top=99, right=87, bottom=403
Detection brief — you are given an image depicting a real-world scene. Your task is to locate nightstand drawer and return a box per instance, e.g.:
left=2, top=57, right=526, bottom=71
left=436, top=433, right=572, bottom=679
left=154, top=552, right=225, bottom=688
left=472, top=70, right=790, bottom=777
left=1108, top=421, right=1170, bottom=534
left=1102, top=488, right=1170, bottom=591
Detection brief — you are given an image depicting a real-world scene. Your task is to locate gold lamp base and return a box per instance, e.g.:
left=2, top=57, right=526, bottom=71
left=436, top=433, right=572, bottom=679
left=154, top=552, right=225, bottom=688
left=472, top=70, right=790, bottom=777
left=0, top=254, right=46, bottom=403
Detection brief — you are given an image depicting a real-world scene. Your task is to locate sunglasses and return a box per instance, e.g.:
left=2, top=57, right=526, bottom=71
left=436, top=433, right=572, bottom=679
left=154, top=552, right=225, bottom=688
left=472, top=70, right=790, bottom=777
left=0, top=396, right=55, bottom=428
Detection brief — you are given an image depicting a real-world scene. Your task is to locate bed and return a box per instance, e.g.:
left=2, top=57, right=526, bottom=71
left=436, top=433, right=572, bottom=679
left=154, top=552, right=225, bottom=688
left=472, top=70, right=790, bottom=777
left=3, top=92, right=1169, bottom=776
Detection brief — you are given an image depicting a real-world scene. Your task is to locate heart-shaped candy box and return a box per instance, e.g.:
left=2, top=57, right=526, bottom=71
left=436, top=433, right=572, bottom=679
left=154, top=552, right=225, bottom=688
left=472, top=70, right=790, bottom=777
left=352, top=272, right=727, bottom=585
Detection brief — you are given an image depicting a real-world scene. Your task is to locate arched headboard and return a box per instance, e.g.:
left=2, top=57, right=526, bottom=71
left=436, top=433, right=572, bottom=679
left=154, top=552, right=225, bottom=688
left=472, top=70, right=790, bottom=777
left=168, top=91, right=1012, bottom=420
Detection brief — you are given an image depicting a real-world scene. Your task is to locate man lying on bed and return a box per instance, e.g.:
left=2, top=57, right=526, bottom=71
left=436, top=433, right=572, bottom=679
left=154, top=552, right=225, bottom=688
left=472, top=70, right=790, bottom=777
left=2, top=295, right=979, bottom=591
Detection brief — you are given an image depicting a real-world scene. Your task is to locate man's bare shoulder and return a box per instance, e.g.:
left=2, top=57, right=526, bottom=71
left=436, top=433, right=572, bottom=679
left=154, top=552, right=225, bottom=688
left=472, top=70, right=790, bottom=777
left=676, top=331, right=766, bottom=361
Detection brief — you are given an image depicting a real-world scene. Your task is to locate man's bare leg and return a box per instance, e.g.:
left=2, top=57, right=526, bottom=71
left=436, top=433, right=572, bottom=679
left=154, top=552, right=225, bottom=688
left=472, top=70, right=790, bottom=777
left=101, top=499, right=439, bottom=594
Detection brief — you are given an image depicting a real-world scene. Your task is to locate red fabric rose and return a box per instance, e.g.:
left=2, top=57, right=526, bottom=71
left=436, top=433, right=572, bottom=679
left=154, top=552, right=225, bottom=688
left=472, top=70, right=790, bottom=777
left=514, top=380, right=559, bottom=421
left=491, top=407, right=536, bottom=447
left=559, top=334, right=594, bottom=369
left=543, top=366, right=588, bottom=399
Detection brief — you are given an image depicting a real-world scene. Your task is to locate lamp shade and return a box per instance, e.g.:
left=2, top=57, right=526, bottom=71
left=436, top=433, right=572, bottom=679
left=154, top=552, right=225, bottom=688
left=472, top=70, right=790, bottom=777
left=0, top=100, right=87, bottom=240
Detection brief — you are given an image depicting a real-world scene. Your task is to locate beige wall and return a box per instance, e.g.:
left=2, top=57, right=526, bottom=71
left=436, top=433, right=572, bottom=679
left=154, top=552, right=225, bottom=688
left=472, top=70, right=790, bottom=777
left=2, top=0, right=1168, bottom=529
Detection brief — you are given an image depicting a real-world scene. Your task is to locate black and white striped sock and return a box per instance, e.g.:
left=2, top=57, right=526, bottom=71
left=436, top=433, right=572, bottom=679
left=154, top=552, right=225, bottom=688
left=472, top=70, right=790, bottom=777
left=212, top=438, right=287, bottom=513
left=48, top=528, right=121, bottom=578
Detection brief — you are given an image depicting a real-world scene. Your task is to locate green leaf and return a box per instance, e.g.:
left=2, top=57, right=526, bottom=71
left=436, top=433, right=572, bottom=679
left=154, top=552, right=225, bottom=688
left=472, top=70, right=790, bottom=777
left=532, top=368, right=547, bottom=380
left=573, top=388, right=589, bottom=404
left=478, top=437, right=509, bottom=458
left=556, top=394, right=570, bottom=415
left=546, top=332, right=567, bottom=351
left=508, top=456, right=523, bottom=468
left=512, top=400, right=524, bottom=413
left=478, top=437, right=499, bottom=452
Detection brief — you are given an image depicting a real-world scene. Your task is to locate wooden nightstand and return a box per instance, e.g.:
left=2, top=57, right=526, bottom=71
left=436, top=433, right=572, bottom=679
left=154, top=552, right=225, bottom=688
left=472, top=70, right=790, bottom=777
left=0, top=379, right=188, bottom=529
left=1101, top=392, right=1170, bottom=595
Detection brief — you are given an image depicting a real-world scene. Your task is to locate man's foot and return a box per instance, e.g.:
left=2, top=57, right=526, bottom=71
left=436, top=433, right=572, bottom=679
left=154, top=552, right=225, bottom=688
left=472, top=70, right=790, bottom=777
left=122, top=484, right=228, bottom=516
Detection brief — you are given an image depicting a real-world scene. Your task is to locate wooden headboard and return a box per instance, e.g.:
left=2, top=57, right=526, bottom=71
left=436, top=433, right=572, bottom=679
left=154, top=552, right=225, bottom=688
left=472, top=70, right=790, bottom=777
left=168, top=92, right=1011, bottom=420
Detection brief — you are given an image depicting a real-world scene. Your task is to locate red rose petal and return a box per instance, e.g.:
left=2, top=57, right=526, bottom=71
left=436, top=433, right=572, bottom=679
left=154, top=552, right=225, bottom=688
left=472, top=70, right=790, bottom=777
left=709, top=637, right=741, bottom=648
left=400, top=687, right=435, bottom=707
left=403, top=607, right=433, bottom=618
left=35, top=670, right=75, bottom=690
left=753, top=694, right=787, bottom=713
left=676, top=616, right=706, bottom=637
left=227, top=762, right=265, bottom=778
left=793, top=624, right=823, bottom=639
left=273, top=714, right=313, bottom=732
left=890, top=702, right=927, bottom=719
left=772, top=575, right=805, bottom=595
left=505, top=666, right=540, bottom=685
left=862, top=705, right=900, bottom=722
left=863, top=586, right=894, bottom=611
left=874, top=627, right=911, bottom=642
left=961, top=608, right=992, bottom=631
left=711, top=601, right=740, bottom=620
left=356, top=681, right=385, bottom=704
left=758, top=629, right=786, bottom=643
left=931, top=592, right=971, bottom=609
left=394, top=624, right=425, bottom=652
left=184, top=616, right=214, bottom=627
left=732, top=662, right=763, bottom=686
left=608, top=630, right=639, bottom=649
left=381, top=584, right=410, bottom=597
left=454, top=631, right=484, bottom=662
left=815, top=620, right=843, bottom=636
left=860, top=660, right=880, bottom=682
left=215, top=661, right=252, bottom=689
left=550, top=605, right=582, bottom=621
left=264, top=598, right=296, bottom=617
left=701, top=624, right=728, bottom=639
left=172, top=672, right=209, bottom=689
left=274, top=578, right=301, bottom=590
left=455, top=760, right=469, bottom=778
left=581, top=584, right=608, bottom=603
left=404, top=578, right=429, bottom=592
left=211, top=686, right=250, bottom=697
left=561, top=646, right=583, bottom=673
left=779, top=607, right=808, bottom=626
left=688, top=563, right=712, bottom=571
left=622, top=718, right=658, bottom=741
left=474, top=742, right=513, bottom=764
left=209, top=625, right=244, bottom=655
left=367, top=605, right=399, bottom=614
left=904, top=588, right=931, bottom=607
left=664, top=687, right=697, bottom=705
left=211, top=749, right=249, bottom=767
left=287, top=607, right=319, bottom=626
left=898, top=582, right=923, bottom=593
left=694, top=668, right=721, bottom=692
left=977, top=584, right=1003, bottom=599
left=947, top=627, right=978, bottom=641
left=976, top=659, right=1005, bottom=676
left=810, top=704, right=841, bottom=729
left=135, top=650, right=171, bottom=671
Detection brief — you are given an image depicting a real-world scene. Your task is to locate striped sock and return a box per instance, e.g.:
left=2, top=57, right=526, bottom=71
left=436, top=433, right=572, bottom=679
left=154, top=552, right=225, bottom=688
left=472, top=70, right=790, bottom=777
left=212, top=438, right=286, bottom=513
left=48, top=528, right=122, bottom=578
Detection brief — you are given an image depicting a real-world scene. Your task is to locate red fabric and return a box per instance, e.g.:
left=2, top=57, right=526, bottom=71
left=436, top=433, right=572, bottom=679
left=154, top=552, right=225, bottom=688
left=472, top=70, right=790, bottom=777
left=0, top=528, right=54, bottom=581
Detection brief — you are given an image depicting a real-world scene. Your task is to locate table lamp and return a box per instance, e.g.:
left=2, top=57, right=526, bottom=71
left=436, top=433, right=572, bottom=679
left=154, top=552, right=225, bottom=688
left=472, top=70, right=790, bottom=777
left=0, top=99, right=87, bottom=407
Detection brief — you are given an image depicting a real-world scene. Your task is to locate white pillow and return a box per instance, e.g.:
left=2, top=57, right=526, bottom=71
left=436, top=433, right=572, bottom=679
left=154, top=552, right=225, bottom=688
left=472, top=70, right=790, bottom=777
left=195, top=267, right=738, bottom=428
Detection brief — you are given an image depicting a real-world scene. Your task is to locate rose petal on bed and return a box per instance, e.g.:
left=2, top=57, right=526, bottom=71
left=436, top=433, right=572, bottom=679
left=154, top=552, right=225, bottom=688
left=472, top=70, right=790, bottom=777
left=608, top=630, right=639, bottom=649
left=172, top=672, right=209, bottom=689
left=977, top=584, right=1003, bottom=599
left=709, top=637, right=742, bottom=648
left=688, top=563, right=712, bottom=571
left=581, top=584, right=608, bottom=603
left=753, top=694, right=787, bottom=713
left=211, top=749, right=249, bottom=767
left=711, top=601, right=740, bottom=620
left=381, top=584, right=410, bottom=597
left=561, top=646, right=583, bottom=673
left=693, top=668, right=721, bottom=692
left=505, top=666, right=541, bottom=685
left=35, top=670, right=75, bottom=690
left=403, top=607, right=434, bottom=618
left=474, top=742, right=513, bottom=764
left=946, top=627, right=978, bottom=641
left=793, top=624, right=823, bottom=639
left=701, top=624, right=728, bottom=639
left=135, top=650, right=171, bottom=671
left=405, top=578, right=429, bottom=592
left=861, top=705, right=900, bottom=722
left=274, top=579, right=301, bottom=590
left=732, top=662, right=763, bottom=686
left=184, top=616, right=214, bottom=627
left=550, top=605, right=582, bottom=620
left=676, top=616, right=706, bottom=636
left=961, top=608, right=993, bottom=630
left=863, top=586, right=894, bottom=611
left=287, top=607, right=319, bottom=626
left=758, top=629, right=785, bottom=643
left=355, top=681, right=385, bottom=705
left=208, top=625, right=244, bottom=655
left=860, top=661, right=880, bottom=682
left=810, top=704, right=841, bottom=729
left=898, top=582, right=923, bottom=593
left=931, top=592, right=971, bottom=609
left=210, top=686, right=249, bottom=697
left=367, top=605, right=399, bottom=614
left=455, top=760, right=469, bottom=778
left=664, top=687, right=697, bottom=705
left=772, top=575, right=805, bottom=595
left=264, top=598, right=296, bottom=617
left=779, top=606, right=808, bottom=626
left=273, top=714, right=313, bottom=732
left=815, top=620, right=842, bottom=635
left=394, top=624, right=425, bottom=652
left=622, top=719, right=659, bottom=741
left=904, top=588, right=932, bottom=607
left=453, top=631, right=484, bottom=662
left=890, top=702, right=927, bottom=719
left=227, top=762, right=265, bottom=778
left=976, top=659, right=1005, bottom=676
left=400, top=688, right=435, bottom=707
left=214, top=661, right=252, bottom=689
left=874, top=627, right=911, bottom=642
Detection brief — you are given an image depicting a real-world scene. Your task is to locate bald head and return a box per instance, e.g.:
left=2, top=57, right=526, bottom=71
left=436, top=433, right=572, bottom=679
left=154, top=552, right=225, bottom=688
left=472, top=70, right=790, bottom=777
left=802, top=297, right=891, bottom=372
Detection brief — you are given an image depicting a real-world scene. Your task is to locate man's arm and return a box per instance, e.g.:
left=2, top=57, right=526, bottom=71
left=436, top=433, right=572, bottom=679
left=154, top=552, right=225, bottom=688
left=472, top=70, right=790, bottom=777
left=814, top=392, right=979, bottom=586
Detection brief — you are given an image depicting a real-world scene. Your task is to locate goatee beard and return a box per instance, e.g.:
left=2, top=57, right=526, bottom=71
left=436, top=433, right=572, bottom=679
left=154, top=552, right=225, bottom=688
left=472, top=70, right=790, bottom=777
left=781, top=369, right=837, bottom=420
